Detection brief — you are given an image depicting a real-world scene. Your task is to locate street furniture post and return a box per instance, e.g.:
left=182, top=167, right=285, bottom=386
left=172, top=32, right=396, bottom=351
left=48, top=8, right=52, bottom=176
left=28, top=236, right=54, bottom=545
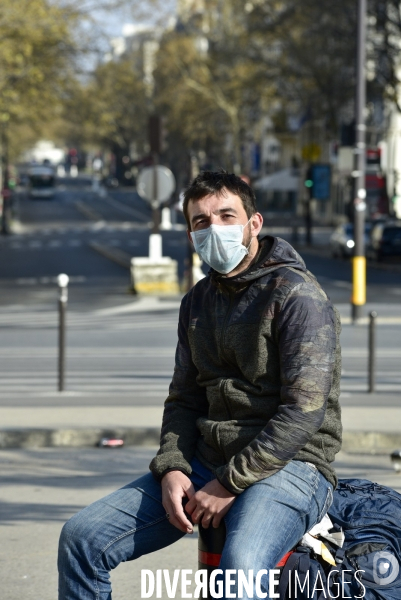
left=368, top=310, right=377, bottom=393
left=351, top=0, right=367, bottom=323
left=152, top=152, right=160, bottom=235
left=57, top=273, right=69, bottom=392
left=305, top=198, right=312, bottom=246
left=198, top=521, right=226, bottom=599
left=149, top=115, right=161, bottom=235
left=304, top=167, right=314, bottom=246
left=148, top=115, right=162, bottom=259
left=198, top=522, right=293, bottom=597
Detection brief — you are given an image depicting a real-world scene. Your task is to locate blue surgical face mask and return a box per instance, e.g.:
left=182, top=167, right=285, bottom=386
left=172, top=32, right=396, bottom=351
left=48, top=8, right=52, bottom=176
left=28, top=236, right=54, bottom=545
left=190, top=218, right=252, bottom=274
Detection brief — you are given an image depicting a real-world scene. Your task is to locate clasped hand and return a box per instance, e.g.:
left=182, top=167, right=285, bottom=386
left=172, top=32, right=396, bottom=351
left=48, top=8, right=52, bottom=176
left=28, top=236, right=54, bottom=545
left=161, top=471, right=236, bottom=533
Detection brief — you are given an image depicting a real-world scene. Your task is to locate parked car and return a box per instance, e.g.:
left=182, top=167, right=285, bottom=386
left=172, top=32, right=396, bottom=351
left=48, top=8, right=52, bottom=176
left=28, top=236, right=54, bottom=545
left=366, top=220, right=401, bottom=261
left=330, top=222, right=372, bottom=258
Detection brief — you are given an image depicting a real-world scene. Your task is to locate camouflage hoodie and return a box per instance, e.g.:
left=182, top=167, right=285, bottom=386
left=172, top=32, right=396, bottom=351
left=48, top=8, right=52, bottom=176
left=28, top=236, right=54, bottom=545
left=150, top=236, right=342, bottom=494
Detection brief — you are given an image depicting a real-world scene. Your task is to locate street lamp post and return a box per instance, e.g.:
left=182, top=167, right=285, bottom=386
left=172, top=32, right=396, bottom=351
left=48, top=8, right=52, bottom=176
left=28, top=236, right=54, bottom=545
left=351, top=0, right=367, bottom=323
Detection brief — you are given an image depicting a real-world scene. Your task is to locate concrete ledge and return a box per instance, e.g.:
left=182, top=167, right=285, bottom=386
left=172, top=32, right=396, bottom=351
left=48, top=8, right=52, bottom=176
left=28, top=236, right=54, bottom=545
left=0, top=427, right=160, bottom=449
left=342, top=431, right=401, bottom=453
left=1, top=426, right=400, bottom=452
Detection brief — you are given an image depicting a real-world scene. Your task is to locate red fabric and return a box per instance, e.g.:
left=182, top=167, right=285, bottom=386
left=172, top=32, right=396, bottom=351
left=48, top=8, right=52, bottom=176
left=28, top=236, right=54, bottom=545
left=276, top=551, right=294, bottom=567
left=198, top=550, right=221, bottom=567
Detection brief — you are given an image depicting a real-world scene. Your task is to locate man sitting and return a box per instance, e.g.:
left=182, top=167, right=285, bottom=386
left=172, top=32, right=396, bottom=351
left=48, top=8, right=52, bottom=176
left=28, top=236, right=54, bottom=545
left=58, top=171, right=342, bottom=599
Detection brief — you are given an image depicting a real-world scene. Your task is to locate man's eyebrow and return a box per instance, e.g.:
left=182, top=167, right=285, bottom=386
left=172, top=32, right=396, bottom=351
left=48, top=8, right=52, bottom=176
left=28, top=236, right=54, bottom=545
left=215, top=207, right=238, bottom=215
left=191, top=212, right=208, bottom=225
left=191, top=207, right=238, bottom=224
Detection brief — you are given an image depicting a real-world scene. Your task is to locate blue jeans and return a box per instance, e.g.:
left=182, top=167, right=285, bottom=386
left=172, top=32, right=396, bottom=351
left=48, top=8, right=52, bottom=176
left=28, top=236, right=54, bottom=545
left=58, top=459, right=333, bottom=600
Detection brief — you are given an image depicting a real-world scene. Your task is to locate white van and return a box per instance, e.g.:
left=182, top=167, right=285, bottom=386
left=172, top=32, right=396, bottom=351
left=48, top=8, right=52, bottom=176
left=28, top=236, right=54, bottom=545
left=28, top=165, right=56, bottom=198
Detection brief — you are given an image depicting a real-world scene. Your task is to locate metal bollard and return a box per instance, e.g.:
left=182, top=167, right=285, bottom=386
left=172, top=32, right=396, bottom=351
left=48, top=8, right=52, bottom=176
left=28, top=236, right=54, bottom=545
left=57, top=274, right=69, bottom=392
left=291, top=225, right=299, bottom=245
left=198, top=521, right=294, bottom=597
left=368, top=310, right=377, bottom=393
left=198, top=521, right=226, bottom=599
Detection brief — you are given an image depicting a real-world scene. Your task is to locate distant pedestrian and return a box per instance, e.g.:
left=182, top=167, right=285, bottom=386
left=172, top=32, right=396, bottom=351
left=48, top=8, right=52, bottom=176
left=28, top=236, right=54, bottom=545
left=92, top=157, right=103, bottom=175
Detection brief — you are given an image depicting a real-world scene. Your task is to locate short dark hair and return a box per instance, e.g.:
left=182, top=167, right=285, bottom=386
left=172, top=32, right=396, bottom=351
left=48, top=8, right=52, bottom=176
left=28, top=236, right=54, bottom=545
left=183, top=170, right=257, bottom=229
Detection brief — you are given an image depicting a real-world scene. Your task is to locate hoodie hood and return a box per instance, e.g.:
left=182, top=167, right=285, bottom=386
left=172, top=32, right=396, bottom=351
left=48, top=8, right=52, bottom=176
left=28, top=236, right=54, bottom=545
left=211, top=235, right=307, bottom=287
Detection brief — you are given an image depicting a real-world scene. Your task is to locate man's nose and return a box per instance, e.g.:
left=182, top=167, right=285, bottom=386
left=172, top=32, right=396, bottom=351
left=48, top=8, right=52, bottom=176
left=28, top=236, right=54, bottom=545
left=209, top=215, right=223, bottom=226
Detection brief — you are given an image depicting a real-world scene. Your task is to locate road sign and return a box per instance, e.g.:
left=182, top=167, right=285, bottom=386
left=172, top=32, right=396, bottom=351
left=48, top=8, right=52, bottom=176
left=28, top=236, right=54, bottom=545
left=310, top=164, right=331, bottom=200
left=137, top=166, right=175, bottom=204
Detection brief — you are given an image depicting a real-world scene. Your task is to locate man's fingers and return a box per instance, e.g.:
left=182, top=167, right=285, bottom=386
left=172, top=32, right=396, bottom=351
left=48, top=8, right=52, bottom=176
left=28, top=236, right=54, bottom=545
left=164, top=504, right=190, bottom=533
left=161, top=471, right=195, bottom=534
left=212, top=514, right=221, bottom=528
left=184, top=482, right=196, bottom=499
left=190, top=508, right=204, bottom=525
left=168, top=497, right=193, bottom=533
left=167, top=514, right=188, bottom=533
left=201, top=513, right=213, bottom=529
left=185, top=496, right=195, bottom=514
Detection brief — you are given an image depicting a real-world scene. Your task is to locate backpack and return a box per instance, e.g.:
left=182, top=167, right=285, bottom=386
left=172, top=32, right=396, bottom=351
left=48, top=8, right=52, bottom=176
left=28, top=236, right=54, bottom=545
left=278, top=478, right=401, bottom=599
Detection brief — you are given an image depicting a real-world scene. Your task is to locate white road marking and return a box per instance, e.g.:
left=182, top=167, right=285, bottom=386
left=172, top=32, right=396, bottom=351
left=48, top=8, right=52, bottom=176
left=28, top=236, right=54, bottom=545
left=15, top=278, right=37, bottom=285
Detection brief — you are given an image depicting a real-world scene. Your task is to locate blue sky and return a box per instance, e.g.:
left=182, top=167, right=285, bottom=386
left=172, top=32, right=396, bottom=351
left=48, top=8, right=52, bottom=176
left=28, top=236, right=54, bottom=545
left=93, top=1, right=177, bottom=39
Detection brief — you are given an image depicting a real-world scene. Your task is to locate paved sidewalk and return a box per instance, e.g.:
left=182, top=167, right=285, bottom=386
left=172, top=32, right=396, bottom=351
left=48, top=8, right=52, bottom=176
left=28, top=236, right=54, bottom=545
left=0, top=392, right=400, bottom=452
left=2, top=447, right=401, bottom=600
left=0, top=298, right=399, bottom=452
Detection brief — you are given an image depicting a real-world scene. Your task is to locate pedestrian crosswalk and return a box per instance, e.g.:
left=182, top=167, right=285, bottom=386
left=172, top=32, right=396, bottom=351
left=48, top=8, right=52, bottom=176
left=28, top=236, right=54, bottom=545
left=0, top=375, right=172, bottom=395
left=1, top=237, right=143, bottom=252
left=0, top=231, right=185, bottom=253
left=0, top=300, right=180, bottom=397
left=0, top=309, right=179, bottom=329
left=0, top=352, right=176, bottom=396
left=0, top=300, right=400, bottom=397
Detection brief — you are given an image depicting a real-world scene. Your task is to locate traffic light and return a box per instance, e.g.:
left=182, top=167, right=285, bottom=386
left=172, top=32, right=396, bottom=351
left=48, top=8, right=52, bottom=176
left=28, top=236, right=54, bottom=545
left=304, top=168, right=314, bottom=198
left=304, top=165, right=331, bottom=200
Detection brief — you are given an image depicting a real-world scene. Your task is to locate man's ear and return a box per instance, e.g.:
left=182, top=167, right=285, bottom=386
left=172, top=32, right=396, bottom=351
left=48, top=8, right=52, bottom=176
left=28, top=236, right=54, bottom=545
left=251, top=212, right=263, bottom=237
left=186, top=229, right=193, bottom=245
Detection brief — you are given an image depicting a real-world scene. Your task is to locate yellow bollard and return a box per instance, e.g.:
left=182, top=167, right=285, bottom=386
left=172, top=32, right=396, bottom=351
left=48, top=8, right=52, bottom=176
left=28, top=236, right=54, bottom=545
left=352, top=256, right=366, bottom=306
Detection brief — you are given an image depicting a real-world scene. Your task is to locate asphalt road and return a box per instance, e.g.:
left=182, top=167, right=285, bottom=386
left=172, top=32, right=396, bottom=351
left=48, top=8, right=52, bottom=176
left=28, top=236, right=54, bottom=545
left=2, top=176, right=401, bottom=305
left=0, top=176, right=400, bottom=408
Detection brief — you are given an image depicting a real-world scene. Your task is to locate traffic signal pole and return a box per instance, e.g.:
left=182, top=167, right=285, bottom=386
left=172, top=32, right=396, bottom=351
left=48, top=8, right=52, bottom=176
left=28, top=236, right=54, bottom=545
left=351, top=0, right=367, bottom=323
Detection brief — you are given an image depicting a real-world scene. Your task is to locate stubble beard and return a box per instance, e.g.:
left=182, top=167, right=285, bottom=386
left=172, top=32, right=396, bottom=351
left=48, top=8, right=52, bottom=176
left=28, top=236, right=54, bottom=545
left=234, top=224, right=254, bottom=272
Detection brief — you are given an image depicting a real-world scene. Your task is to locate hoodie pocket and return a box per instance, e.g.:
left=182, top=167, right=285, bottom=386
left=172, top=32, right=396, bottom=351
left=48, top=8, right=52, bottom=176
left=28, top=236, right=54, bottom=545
left=197, top=417, right=221, bottom=454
